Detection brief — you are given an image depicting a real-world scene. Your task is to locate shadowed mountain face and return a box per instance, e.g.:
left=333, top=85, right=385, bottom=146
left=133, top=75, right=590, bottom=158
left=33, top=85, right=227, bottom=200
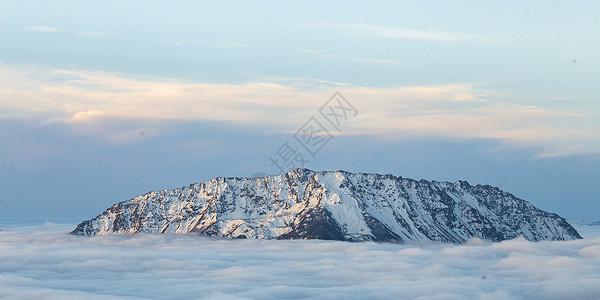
left=72, top=169, right=581, bottom=243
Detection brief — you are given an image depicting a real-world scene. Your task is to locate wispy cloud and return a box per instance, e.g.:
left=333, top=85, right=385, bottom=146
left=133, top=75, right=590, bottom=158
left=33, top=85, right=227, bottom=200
left=74, top=32, right=107, bottom=38
left=158, top=37, right=194, bottom=47
left=0, top=64, right=596, bottom=156
left=158, top=38, right=250, bottom=49
left=308, top=23, right=493, bottom=42
left=259, top=75, right=351, bottom=87
left=208, top=41, right=250, bottom=49
left=23, top=26, right=59, bottom=33
left=301, top=49, right=409, bottom=65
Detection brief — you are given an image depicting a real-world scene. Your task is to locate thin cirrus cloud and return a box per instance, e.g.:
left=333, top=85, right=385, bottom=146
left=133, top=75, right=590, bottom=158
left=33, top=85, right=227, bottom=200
left=208, top=41, right=250, bottom=49
left=301, top=49, right=409, bottom=65
left=23, top=26, right=59, bottom=33
left=307, top=23, right=494, bottom=41
left=74, top=32, right=107, bottom=38
left=157, top=38, right=249, bottom=48
left=0, top=64, right=596, bottom=157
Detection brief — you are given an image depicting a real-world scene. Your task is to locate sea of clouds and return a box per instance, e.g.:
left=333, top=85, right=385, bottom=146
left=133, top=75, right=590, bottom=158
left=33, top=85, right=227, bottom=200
left=0, top=221, right=599, bottom=300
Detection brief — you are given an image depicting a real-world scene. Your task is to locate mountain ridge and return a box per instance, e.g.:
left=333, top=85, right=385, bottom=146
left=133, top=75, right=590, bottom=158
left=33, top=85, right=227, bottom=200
left=72, top=168, right=581, bottom=243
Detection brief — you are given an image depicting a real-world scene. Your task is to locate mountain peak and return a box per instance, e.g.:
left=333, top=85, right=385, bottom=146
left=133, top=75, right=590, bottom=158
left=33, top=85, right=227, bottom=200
left=72, top=170, right=581, bottom=243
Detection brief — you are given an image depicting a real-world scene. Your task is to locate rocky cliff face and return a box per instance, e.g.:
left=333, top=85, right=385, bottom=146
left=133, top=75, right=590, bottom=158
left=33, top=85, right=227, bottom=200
left=72, top=169, right=581, bottom=242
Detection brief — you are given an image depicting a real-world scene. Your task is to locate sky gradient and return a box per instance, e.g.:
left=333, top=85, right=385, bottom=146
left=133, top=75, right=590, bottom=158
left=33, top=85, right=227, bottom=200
left=1, top=1, right=599, bottom=220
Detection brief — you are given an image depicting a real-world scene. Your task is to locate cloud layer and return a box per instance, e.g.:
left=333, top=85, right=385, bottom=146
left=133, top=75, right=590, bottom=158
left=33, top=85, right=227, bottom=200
left=0, top=64, right=597, bottom=156
left=0, top=223, right=599, bottom=299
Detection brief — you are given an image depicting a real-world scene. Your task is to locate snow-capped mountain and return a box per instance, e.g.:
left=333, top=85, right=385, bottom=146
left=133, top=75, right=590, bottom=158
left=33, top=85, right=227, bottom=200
left=72, top=169, right=581, bottom=242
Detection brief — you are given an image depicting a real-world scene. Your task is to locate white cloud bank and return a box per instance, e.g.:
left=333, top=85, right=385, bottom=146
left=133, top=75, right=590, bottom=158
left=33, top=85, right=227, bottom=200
left=0, top=223, right=599, bottom=299
left=0, top=64, right=597, bottom=156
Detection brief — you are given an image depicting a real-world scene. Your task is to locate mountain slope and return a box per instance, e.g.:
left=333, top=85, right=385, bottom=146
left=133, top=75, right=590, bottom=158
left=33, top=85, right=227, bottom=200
left=72, top=169, right=581, bottom=242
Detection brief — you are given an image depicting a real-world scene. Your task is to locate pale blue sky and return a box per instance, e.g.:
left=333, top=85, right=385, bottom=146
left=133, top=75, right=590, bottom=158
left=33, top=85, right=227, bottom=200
left=0, top=1, right=598, bottom=220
